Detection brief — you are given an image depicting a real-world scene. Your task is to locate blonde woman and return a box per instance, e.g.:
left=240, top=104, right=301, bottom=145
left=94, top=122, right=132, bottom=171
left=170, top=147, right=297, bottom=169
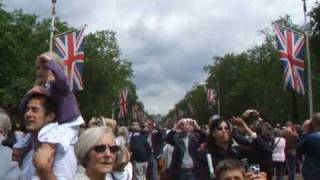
left=75, top=126, right=131, bottom=180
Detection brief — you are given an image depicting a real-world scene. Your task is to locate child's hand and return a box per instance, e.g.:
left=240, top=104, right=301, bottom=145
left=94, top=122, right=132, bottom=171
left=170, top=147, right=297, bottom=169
left=37, top=53, right=52, bottom=65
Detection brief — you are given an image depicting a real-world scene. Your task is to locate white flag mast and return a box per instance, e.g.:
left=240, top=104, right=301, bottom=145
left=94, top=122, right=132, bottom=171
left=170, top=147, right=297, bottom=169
left=302, top=0, right=313, bottom=118
left=49, top=0, right=57, bottom=53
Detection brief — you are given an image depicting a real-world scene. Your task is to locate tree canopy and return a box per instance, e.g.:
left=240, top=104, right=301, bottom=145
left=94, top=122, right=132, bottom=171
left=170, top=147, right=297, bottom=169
left=0, top=4, right=143, bottom=126
left=163, top=10, right=320, bottom=126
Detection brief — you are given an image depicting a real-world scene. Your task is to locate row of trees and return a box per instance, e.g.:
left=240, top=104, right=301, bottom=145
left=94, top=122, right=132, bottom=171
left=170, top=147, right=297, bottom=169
left=0, top=3, right=144, bottom=126
left=164, top=4, right=320, bottom=126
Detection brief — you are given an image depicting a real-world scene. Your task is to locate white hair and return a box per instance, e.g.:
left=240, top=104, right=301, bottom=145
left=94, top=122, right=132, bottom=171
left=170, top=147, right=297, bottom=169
left=75, top=126, right=115, bottom=167
left=0, top=109, right=12, bottom=137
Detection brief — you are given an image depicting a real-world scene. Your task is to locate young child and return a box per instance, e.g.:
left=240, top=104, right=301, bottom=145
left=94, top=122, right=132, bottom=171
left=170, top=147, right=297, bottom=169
left=14, top=52, right=84, bottom=178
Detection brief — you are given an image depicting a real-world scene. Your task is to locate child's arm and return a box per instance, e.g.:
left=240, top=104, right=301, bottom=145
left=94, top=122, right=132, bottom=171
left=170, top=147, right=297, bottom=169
left=37, top=54, right=69, bottom=93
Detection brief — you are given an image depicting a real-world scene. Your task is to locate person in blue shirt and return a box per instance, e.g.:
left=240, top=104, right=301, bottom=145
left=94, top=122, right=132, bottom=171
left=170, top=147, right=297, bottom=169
left=297, top=113, right=320, bottom=180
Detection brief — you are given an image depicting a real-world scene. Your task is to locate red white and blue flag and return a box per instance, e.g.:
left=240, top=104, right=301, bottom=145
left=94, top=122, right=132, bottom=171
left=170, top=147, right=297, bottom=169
left=118, top=89, right=128, bottom=118
left=54, top=26, right=86, bottom=91
left=132, top=105, right=139, bottom=120
left=207, top=88, right=217, bottom=104
left=274, top=24, right=305, bottom=95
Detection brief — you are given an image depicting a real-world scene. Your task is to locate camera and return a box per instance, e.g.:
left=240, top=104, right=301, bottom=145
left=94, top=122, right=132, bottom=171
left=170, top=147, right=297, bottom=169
left=248, top=164, right=260, bottom=174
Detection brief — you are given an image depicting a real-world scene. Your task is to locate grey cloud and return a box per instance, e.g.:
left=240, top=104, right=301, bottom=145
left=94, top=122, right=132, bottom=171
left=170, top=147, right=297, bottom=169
left=3, top=0, right=310, bottom=114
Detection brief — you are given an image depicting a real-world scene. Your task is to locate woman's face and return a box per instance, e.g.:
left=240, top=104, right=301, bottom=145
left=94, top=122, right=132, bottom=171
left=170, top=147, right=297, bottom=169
left=36, top=60, right=49, bottom=84
left=212, top=121, right=231, bottom=144
left=87, top=132, right=118, bottom=174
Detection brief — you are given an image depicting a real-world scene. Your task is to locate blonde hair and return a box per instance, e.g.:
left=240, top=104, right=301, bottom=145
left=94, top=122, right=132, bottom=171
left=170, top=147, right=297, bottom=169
left=117, top=126, right=128, bottom=137
left=35, top=52, right=65, bottom=86
left=102, top=117, right=117, bottom=132
left=113, top=146, right=131, bottom=171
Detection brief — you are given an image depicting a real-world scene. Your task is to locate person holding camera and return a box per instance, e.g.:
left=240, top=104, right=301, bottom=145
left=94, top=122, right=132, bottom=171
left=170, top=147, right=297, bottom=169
left=198, top=117, right=272, bottom=180
left=233, top=110, right=274, bottom=179
left=165, top=118, right=206, bottom=180
left=297, top=113, right=320, bottom=179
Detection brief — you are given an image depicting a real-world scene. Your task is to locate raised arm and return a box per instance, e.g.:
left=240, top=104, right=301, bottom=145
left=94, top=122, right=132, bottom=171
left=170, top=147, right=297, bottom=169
left=38, top=54, right=69, bottom=93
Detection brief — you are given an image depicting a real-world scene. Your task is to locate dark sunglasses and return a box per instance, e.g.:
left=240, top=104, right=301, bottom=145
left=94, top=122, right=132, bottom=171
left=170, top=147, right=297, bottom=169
left=217, top=126, right=230, bottom=131
left=93, top=144, right=120, bottom=153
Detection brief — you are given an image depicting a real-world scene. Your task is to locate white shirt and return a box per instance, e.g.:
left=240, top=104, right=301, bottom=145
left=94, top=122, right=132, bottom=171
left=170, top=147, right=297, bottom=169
left=22, top=145, right=77, bottom=180
left=17, top=116, right=83, bottom=179
left=111, top=162, right=133, bottom=180
left=181, top=136, right=194, bottom=168
left=115, top=136, right=127, bottom=147
left=162, top=143, right=174, bottom=169
left=272, top=137, right=286, bottom=162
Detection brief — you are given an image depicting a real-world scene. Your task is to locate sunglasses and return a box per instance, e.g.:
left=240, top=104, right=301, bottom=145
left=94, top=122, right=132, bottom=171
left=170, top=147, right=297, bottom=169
left=217, top=126, right=230, bottom=131
left=93, top=144, right=120, bottom=153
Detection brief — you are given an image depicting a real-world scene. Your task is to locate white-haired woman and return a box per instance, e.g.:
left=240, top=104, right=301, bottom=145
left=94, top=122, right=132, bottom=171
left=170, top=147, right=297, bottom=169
left=75, top=126, right=131, bottom=180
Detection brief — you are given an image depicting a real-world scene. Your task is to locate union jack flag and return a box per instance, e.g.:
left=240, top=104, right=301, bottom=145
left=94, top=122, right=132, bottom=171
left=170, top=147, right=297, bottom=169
left=207, top=88, right=217, bottom=104
left=54, top=26, right=86, bottom=91
left=274, top=24, right=305, bottom=95
left=118, top=89, right=128, bottom=118
left=132, top=105, right=139, bottom=120
left=138, top=111, right=145, bottom=122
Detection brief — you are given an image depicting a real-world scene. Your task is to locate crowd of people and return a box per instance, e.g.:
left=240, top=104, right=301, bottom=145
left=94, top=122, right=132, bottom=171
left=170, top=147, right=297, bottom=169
left=0, top=53, right=320, bottom=180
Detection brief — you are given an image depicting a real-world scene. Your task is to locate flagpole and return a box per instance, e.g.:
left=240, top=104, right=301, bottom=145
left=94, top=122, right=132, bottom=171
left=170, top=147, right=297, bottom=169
left=112, top=102, right=115, bottom=120
left=49, top=0, right=57, bottom=53
left=302, top=0, right=313, bottom=118
left=217, top=82, right=221, bottom=116
left=54, top=25, right=87, bottom=38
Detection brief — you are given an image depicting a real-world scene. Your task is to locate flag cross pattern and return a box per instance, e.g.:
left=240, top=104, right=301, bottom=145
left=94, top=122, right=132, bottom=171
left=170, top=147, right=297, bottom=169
left=54, top=27, right=85, bottom=91
left=132, top=105, right=139, bottom=120
left=207, top=88, right=216, bottom=104
left=118, top=89, right=128, bottom=118
left=274, top=24, right=305, bottom=95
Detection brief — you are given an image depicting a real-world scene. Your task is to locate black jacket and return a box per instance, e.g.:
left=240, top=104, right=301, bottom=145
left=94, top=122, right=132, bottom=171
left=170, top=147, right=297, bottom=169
left=130, top=133, right=152, bottom=162
left=166, top=130, right=206, bottom=178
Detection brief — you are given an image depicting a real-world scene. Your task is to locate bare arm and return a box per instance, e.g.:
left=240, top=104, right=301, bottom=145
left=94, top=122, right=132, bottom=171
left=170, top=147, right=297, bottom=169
left=33, top=143, right=57, bottom=180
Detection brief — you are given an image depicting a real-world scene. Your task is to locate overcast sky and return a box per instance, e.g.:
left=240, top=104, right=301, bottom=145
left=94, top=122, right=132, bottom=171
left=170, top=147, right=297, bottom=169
left=3, top=0, right=318, bottom=115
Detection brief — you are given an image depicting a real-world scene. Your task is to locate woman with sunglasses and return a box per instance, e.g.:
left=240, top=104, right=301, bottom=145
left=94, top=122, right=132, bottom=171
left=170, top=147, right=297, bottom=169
left=75, top=126, right=122, bottom=180
left=198, top=117, right=272, bottom=179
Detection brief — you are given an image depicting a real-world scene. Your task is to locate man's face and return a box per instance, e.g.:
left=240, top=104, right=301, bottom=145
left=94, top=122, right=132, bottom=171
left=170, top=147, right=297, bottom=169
left=24, top=98, right=55, bottom=134
left=181, top=122, right=193, bottom=133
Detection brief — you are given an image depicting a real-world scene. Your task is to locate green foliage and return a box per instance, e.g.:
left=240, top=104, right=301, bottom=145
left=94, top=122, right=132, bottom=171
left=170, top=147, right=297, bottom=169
left=0, top=6, right=142, bottom=126
left=0, top=6, right=52, bottom=123
left=77, top=30, right=140, bottom=125
left=165, top=16, right=310, bottom=126
left=309, top=3, right=320, bottom=114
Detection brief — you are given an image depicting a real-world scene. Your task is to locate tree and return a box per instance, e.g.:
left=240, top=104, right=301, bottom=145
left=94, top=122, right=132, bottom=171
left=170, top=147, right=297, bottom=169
left=165, top=16, right=309, bottom=125
left=0, top=6, right=142, bottom=126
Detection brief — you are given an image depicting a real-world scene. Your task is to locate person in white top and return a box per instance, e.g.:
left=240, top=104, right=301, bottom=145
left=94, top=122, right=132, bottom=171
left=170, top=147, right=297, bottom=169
left=12, top=90, right=77, bottom=179
left=13, top=52, right=83, bottom=179
left=272, top=129, right=286, bottom=180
